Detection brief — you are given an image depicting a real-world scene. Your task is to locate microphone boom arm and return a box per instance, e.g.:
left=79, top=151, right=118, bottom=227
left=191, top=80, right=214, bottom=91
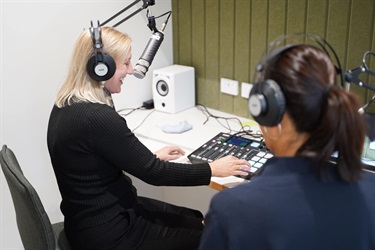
left=100, top=0, right=155, bottom=27
left=345, top=51, right=375, bottom=92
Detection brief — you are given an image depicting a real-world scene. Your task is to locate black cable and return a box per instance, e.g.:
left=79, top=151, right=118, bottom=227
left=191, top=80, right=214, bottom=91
left=117, top=104, right=156, bottom=132
left=195, top=104, right=262, bottom=138
left=148, top=10, right=172, bottom=21
left=146, top=10, right=172, bottom=32
left=196, top=104, right=238, bottom=132
left=233, top=130, right=263, bottom=139
left=117, top=106, right=144, bottom=116
left=131, top=109, right=155, bottom=132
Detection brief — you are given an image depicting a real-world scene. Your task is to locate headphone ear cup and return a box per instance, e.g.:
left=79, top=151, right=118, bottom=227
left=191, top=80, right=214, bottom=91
left=248, top=79, right=286, bottom=127
left=86, top=54, right=116, bottom=82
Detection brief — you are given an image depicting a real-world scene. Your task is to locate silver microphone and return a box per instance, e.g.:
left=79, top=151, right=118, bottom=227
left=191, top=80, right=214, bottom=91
left=134, top=27, right=165, bottom=79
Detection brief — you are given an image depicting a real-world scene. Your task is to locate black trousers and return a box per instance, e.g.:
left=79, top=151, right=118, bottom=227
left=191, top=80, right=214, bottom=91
left=66, top=197, right=204, bottom=250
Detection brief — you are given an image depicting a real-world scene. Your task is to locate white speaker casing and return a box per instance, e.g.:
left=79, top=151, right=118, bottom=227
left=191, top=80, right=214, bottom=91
left=152, top=65, right=195, bottom=114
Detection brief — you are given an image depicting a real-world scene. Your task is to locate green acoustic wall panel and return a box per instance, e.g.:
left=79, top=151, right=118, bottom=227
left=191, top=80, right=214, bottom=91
left=172, top=0, right=375, bottom=116
left=205, top=0, right=221, bottom=109
left=287, top=0, right=307, bottom=34
left=306, top=0, right=328, bottom=36
left=327, top=0, right=351, bottom=86
left=177, top=0, right=192, bottom=66
left=250, top=0, right=268, bottom=82
left=268, top=0, right=287, bottom=43
left=234, top=0, right=251, bottom=118
left=219, top=0, right=235, bottom=113
left=191, top=0, right=206, bottom=105
left=172, top=2, right=179, bottom=63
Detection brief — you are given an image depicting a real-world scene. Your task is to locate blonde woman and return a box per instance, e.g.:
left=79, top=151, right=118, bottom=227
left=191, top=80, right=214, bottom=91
left=47, top=26, right=250, bottom=250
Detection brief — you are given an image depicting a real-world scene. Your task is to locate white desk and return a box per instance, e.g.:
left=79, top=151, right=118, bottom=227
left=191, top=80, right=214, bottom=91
left=119, top=106, right=375, bottom=214
left=120, top=106, right=259, bottom=190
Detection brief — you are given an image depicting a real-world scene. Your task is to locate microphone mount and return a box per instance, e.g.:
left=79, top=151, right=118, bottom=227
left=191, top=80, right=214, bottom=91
left=89, top=0, right=172, bottom=80
left=147, top=9, right=172, bottom=32
left=345, top=51, right=375, bottom=92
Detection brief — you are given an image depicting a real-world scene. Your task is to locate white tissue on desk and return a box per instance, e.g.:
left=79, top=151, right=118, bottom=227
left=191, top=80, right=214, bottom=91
left=161, top=120, right=193, bottom=134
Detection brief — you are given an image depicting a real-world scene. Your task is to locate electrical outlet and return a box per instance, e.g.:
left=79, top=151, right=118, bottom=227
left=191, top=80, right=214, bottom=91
left=241, top=82, right=253, bottom=99
left=220, top=78, right=239, bottom=96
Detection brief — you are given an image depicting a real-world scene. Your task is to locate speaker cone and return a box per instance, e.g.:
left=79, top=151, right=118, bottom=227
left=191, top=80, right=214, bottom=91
left=156, top=80, right=169, bottom=96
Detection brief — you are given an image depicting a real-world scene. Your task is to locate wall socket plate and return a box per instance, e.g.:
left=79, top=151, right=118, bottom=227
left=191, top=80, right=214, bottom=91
left=220, top=78, right=239, bottom=96
left=241, top=82, right=253, bottom=99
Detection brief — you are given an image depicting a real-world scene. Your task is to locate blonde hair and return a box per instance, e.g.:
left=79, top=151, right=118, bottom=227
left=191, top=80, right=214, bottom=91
left=55, top=27, right=132, bottom=107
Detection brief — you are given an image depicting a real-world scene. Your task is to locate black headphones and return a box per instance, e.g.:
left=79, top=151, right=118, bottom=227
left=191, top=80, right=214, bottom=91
left=248, top=33, right=343, bottom=127
left=86, top=21, right=116, bottom=82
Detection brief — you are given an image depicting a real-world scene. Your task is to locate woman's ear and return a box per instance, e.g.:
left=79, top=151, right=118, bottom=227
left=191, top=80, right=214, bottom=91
left=263, top=124, right=282, bottom=141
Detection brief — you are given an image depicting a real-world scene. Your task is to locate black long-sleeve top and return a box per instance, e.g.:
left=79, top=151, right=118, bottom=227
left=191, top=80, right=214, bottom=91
left=47, top=102, right=211, bottom=229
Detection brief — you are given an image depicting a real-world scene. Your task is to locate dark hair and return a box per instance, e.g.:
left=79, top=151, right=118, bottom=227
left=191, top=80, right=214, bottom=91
left=264, top=45, right=366, bottom=182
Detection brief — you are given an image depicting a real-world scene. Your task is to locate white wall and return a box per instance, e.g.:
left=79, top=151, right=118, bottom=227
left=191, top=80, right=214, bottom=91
left=0, top=0, right=173, bottom=248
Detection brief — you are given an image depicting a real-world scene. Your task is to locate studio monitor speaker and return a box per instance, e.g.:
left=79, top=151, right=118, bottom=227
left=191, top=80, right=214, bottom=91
left=152, top=65, right=195, bottom=114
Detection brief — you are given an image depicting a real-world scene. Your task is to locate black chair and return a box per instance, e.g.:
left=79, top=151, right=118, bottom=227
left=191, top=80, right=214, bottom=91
left=0, top=145, right=71, bottom=250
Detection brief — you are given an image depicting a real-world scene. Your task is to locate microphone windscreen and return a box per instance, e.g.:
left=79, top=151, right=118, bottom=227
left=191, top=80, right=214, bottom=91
left=134, top=59, right=150, bottom=79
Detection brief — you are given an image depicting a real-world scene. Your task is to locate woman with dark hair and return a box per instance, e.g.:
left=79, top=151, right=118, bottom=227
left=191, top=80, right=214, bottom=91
left=199, top=44, right=375, bottom=250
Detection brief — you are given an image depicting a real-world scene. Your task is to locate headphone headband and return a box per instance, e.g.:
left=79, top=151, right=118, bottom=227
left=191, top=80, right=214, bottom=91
left=254, top=33, right=343, bottom=86
left=249, top=33, right=343, bottom=127
left=86, top=21, right=116, bottom=82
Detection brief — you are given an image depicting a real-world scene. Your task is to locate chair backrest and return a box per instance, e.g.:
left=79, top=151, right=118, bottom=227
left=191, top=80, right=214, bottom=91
left=0, top=145, right=56, bottom=249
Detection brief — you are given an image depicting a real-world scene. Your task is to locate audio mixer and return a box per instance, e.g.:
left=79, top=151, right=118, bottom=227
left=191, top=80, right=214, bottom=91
left=188, top=132, right=273, bottom=180
left=188, top=133, right=375, bottom=180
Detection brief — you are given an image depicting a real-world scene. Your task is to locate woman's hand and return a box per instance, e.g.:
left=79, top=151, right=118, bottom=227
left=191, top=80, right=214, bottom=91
left=209, top=155, right=251, bottom=177
left=154, top=146, right=185, bottom=161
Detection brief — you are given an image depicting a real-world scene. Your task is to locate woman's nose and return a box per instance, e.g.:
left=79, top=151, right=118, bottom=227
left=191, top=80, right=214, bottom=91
left=128, top=62, right=134, bottom=75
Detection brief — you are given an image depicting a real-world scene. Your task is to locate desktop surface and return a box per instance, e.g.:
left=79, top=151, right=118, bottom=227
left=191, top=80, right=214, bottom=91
left=120, top=106, right=375, bottom=190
